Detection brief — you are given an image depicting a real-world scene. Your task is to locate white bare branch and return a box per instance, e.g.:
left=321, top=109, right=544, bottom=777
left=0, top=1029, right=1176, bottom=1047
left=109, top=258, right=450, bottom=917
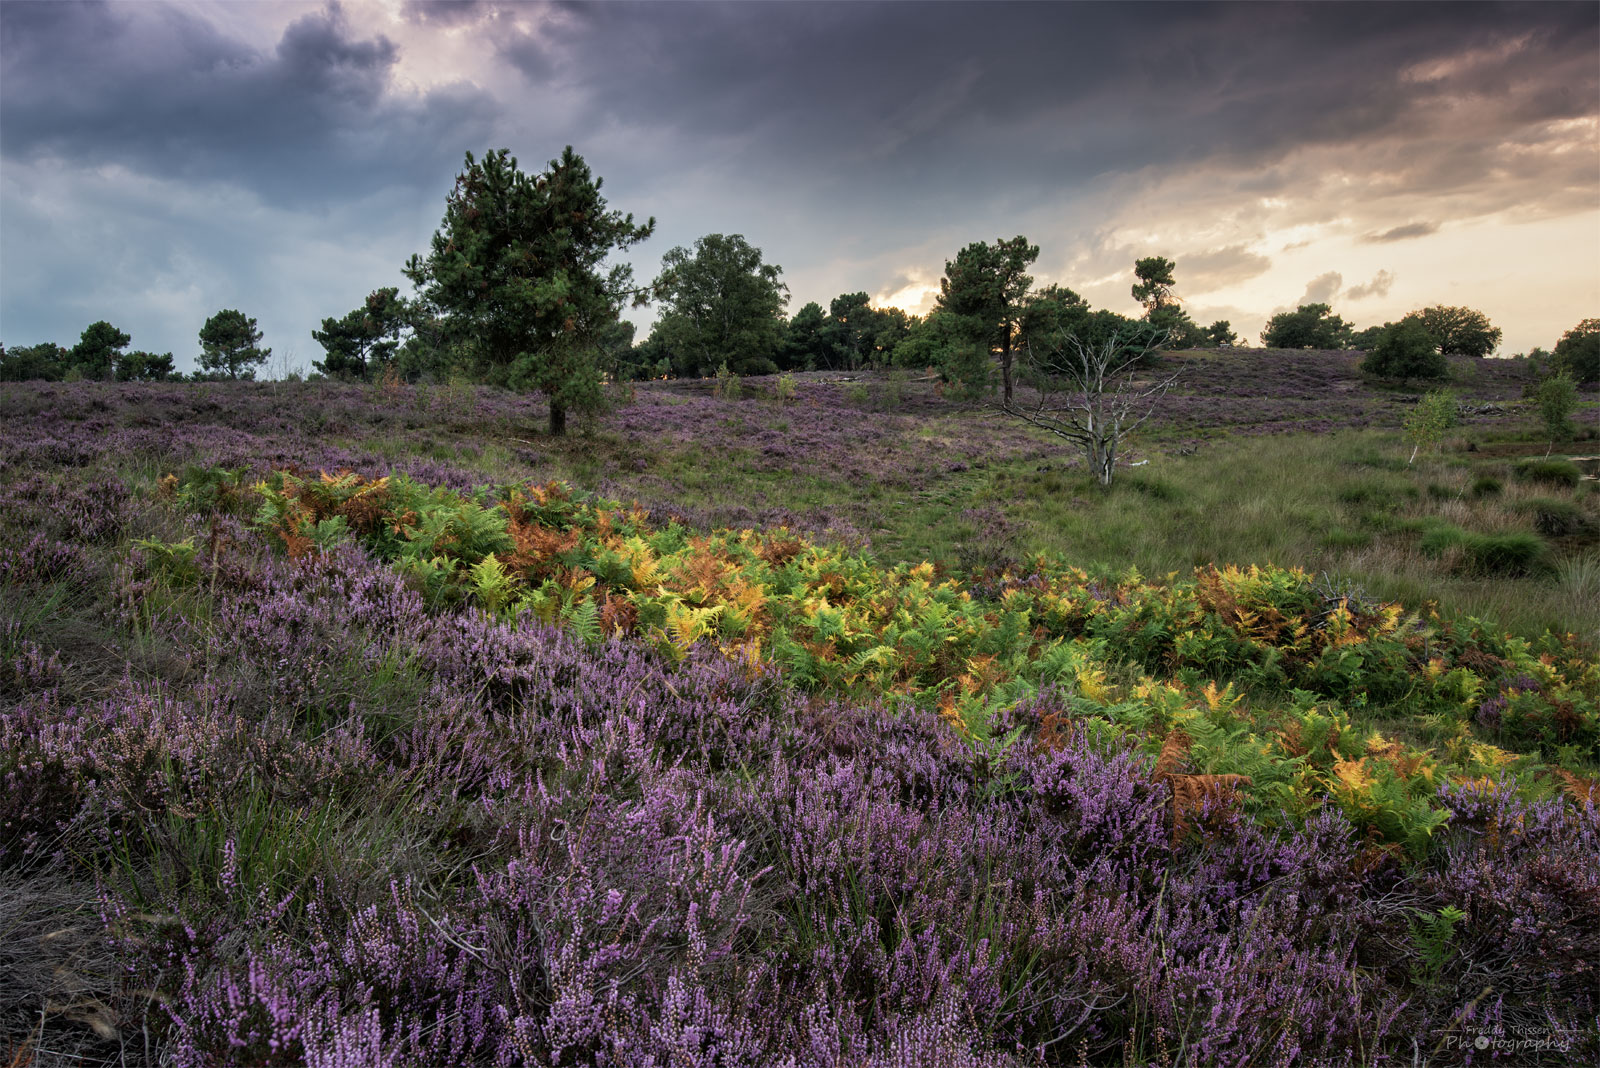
left=1000, top=329, right=1182, bottom=487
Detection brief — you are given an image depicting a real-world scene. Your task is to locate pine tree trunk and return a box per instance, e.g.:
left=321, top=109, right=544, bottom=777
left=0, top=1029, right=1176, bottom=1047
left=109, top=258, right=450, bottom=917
left=549, top=400, right=567, bottom=437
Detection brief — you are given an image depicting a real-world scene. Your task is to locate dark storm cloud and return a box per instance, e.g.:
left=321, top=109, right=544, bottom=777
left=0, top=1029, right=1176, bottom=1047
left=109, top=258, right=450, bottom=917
left=1364, top=222, right=1441, bottom=243
left=492, top=1, right=1597, bottom=208
left=404, top=1, right=499, bottom=27
left=0, top=0, right=498, bottom=206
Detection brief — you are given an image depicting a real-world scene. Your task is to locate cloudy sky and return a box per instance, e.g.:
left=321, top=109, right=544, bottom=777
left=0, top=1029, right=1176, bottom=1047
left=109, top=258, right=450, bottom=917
left=2, top=0, right=1596, bottom=372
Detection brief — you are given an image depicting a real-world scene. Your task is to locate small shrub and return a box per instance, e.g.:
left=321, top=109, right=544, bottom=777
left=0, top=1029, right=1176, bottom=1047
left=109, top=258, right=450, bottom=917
left=1514, top=458, right=1581, bottom=488
left=1418, top=523, right=1471, bottom=558
left=713, top=362, right=743, bottom=401
left=775, top=372, right=797, bottom=405
left=1536, top=372, right=1579, bottom=443
left=1418, top=523, right=1551, bottom=576
left=1401, top=389, right=1457, bottom=463
left=1463, top=532, right=1552, bottom=577
left=1514, top=497, right=1595, bottom=539
left=1469, top=474, right=1502, bottom=498
left=1362, top=321, right=1448, bottom=383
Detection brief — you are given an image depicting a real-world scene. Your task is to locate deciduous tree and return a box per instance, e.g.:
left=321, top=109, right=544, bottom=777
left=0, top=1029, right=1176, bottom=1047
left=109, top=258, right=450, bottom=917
left=1361, top=321, right=1448, bottom=384
left=650, top=233, right=788, bottom=378
left=1260, top=303, right=1352, bottom=349
left=1402, top=389, right=1457, bottom=464
left=782, top=302, right=830, bottom=371
left=1551, top=317, right=1599, bottom=383
left=1404, top=305, right=1501, bottom=358
left=404, top=147, right=655, bottom=435
left=0, top=342, right=68, bottom=382
left=1002, top=326, right=1180, bottom=487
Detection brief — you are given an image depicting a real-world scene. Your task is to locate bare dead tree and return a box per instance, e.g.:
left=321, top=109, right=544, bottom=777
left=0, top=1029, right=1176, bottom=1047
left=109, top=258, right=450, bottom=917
left=1001, top=329, right=1182, bottom=487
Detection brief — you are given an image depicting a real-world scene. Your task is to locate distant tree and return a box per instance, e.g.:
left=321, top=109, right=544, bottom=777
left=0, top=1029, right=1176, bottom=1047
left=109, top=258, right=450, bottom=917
left=1349, top=323, right=1390, bottom=350
left=889, top=311, right=948, bottom=371
left=1131, top=256, right=1177, bottom=312
left=782, top=302, right=831, bottom=371
left=651, top=233, right=788, bottom=378
left=116, top=351, right=177, bottom=381
left=1019, top=284, right=1090, bottom=352
left=1003, top=326, right=1180, bottom=487
left=1551, top=317, right=1599, bottom=383
left=1260, top=303, right=1353, bottom=349
left=1536, top=373, right=1579, bottom=444
left=890, top=308, right=990, bottom=396
left=936, top=236, right=1038, bottom=407
left=1205, top=320, right=1236, bottom=346
left=1147, top=304, right=1207, bottom=348
left=1404, top=305, right=1501, bottom=358
left=1361, top=320, right=1448, bottom=383
left=825, top=291, right=877, bottom=371
left=70, top=320, right=131, bottom=379
left=404, top=147, right=655, bottom=435
left=870, top=306, right=913, bottom=363
left=198, top=309, right=270, bottom=380
left=593, top=316, right=638, bottom=382
left=312, top=287, right=409, bottom=380
left=0, top=342, right=68, bottom=381
left=391, top=301, right=456, bottom=383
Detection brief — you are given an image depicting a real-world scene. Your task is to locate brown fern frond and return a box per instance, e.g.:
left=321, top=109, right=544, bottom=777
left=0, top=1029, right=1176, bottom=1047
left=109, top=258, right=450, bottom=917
left=1168, top=773, right=1252, bottom=844
left=1153, top=728, right=1192, bottom=780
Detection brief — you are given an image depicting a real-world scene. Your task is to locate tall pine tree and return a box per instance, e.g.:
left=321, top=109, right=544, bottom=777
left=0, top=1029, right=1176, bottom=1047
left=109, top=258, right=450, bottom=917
left=404, top=147, right=654, bottom=435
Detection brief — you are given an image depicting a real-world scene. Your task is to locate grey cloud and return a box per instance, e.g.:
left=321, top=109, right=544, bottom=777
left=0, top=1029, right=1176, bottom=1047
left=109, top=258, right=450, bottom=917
left=1296, top=272, right=1344, bottom=307
left=1364, top=222, right=1439, bottom=243
left=1346, top=270, right=1396, bottom=300
left=478, top=0, right=1599, bottom=231
left=404, top=1, right=501, bottom=27
left=0, top=1, right=499, bottom=206
left=1177, top=245, right=1273, bottom=293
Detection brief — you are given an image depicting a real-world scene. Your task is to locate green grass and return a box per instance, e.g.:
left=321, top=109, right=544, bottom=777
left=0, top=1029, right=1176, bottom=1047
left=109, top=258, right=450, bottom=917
left=1514, top=457, right=1582, bottom=488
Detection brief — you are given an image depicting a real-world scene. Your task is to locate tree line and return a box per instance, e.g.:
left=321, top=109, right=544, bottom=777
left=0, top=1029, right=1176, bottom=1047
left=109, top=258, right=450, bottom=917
left=4, top=147, right=1596, bottom=421
left=0, top=310, right=270, bottom=383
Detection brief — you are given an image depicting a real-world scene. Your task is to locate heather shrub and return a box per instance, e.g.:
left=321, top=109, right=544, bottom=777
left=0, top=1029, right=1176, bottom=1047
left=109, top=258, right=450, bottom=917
left=6, top=385, right=1600, bottom=1063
